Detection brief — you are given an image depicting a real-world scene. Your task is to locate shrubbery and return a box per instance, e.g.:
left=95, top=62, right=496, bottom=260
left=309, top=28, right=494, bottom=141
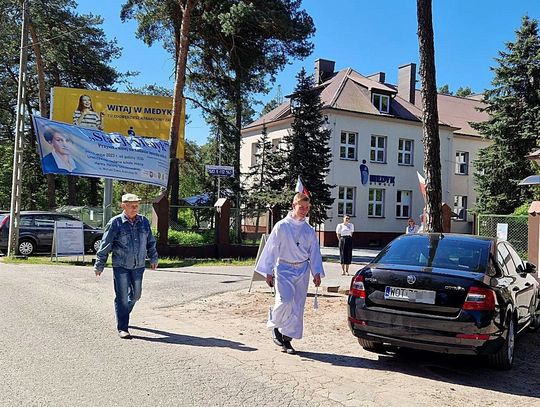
left=168, top=229, right=215, bottom=245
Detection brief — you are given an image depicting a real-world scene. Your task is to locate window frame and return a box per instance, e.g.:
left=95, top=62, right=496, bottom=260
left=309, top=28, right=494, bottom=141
left=455, top=151, right=469, bottom=175
left=396, top=190, right=412, bottom=218
left=370, top=135, right=387, bottom=163
left=398, top=138, right=414, bottom=166
left=337, top=186, right=356, bottom=217
left=368, top=188, right=385, bottom=217
left=453, top=195, right=468, bottom=221
left=339, top=131, right=358, bottom=160
left=372, top=93, right=390, bottom=113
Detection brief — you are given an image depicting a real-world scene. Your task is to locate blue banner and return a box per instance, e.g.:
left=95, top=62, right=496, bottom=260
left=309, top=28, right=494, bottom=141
left=33, top=116, right=170, bottom=188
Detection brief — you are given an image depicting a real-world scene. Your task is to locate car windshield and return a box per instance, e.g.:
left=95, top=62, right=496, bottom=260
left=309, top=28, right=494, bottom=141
left=374, top=234, right=490, bottom=273
left=0, top=214, right=7, bottom=224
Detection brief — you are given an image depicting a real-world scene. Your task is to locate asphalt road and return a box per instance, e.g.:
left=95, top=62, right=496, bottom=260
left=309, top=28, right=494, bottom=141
left=0, top=262, right=333, bottom=407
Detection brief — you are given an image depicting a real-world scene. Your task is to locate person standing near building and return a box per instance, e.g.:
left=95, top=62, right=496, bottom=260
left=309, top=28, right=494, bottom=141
left=405, top=217, right=420, bottom=234
left=94, top=193, right=159, bottom=339
left=336, top=215, right=354, bottom=275
left=255, top=192, right=324, bottom=355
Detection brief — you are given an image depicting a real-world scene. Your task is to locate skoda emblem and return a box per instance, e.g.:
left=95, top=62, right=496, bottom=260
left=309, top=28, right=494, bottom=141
left=407, top=275, right=416, bottom=285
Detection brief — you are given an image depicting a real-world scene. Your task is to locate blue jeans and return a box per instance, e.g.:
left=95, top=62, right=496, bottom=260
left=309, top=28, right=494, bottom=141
left=113, top=267, right=145, bottom=332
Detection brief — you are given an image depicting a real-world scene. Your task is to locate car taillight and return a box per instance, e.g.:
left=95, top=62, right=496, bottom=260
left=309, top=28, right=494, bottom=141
left=462, top=286, right=496, bottom=311
left=0, top=216, right=9, bottom=229
left=350, top=275, right=366, bottom=298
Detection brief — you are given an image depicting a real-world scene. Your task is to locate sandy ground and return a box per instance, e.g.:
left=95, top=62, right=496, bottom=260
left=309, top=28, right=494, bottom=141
left=158, top=285, right=540, bottom=407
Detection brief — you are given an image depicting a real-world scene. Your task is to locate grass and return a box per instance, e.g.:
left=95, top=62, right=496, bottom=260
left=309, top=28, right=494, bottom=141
left=1, top=255, right=255, bottom=268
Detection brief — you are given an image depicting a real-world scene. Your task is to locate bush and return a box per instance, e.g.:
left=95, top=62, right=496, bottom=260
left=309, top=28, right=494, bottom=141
left=168, top=229, right=215, bottom=245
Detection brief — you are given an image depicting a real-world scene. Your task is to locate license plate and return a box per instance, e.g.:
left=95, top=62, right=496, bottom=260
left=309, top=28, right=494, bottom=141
left=384, top=286, right=436, bottom=304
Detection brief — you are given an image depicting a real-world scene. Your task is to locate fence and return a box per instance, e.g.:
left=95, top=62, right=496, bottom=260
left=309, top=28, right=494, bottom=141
left=57, top=203, right=155, bottom=229
left=477, top=214, right=528, bottom=258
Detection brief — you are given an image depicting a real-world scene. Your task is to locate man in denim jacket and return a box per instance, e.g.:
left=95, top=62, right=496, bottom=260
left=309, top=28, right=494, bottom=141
left=94, top=193, right=159, bottom=339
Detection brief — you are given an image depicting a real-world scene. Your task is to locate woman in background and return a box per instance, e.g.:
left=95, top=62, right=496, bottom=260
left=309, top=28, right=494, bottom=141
left=336, top=215, right=354, bottom=275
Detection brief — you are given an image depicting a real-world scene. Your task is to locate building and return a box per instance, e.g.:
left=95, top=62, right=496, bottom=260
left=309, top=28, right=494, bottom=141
left=240, top=59, right=490, bottom=247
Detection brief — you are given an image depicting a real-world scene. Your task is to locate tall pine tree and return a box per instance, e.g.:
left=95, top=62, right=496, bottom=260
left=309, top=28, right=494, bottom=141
left=284, top=67, right=333, bottom=225
left=473, top=16, right=540, bottom=214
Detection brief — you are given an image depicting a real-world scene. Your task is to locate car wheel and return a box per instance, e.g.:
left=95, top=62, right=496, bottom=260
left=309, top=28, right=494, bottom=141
left=529, top=307, right=540, bottom=332
left=357, top=337, right=384, bottom=352
left=18, top=239, right=36, bottom=256
left=487, top=318, right=515, bottom=370
left=91, top=238, right=101, bottom=253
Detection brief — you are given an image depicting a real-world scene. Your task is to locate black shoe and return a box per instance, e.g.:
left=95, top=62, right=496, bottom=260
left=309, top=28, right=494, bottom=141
left=282, top=340, right=296, bottom=355
left=272, top=328, right=284, bottom=346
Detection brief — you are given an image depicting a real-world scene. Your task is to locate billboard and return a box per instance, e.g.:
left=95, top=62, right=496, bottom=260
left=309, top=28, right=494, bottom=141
left=33, top=116, right=170, bottom=188
left=51, top=86, right=184, bottom=158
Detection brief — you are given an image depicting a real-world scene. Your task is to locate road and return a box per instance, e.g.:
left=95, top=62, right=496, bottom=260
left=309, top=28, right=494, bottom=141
left=1, top=262, right=539, bottom=406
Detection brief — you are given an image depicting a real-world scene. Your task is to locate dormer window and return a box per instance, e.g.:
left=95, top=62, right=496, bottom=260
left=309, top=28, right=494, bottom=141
left=372, top=93, right=390, bottom=113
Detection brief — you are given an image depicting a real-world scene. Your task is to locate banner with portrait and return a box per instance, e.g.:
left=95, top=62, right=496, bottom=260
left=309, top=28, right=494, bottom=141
left=50, top=86, right=184, bottom=159
left=33, top=116, right=170, bottom=188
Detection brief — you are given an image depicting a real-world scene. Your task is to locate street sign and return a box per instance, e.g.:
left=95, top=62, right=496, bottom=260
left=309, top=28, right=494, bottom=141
left=205, top=165, right=234, bottom=178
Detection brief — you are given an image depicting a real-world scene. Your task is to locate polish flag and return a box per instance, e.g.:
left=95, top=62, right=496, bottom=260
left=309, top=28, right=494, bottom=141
left=417, top=171, right=426, bottom=200
left=295, top=176, right=310, bottom=196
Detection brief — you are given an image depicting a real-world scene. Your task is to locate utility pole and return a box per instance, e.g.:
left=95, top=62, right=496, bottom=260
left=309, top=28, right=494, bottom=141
left=8, top=0, right=29, bottom=256
left=217, top=129, right=222, bottom=199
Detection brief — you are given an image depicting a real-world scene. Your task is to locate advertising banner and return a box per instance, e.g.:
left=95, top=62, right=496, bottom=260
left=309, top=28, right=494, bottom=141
left=53, top=220, right=85, bottom=257
left=33, top=115, right=170, bottom=188
left=50, top=86, right=184, bottom=158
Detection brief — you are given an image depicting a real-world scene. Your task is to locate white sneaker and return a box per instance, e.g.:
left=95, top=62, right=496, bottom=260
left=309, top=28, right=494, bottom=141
left=118, top=330, right=131, bottom=339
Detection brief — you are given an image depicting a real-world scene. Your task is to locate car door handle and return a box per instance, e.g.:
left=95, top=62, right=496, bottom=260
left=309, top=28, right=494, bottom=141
left=513, top=287, right=520, bottom=291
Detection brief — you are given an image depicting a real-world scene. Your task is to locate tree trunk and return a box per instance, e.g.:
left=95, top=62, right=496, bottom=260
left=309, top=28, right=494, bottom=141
left=67, top=175, right=77, bottom=205
left=417, top=0, right=443, bottom=232
left=167, top=0, right=196, bottom=203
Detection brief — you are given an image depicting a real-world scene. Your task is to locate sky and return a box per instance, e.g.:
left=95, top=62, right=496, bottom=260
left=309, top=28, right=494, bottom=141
left=76, top=0, right=540, bottom=146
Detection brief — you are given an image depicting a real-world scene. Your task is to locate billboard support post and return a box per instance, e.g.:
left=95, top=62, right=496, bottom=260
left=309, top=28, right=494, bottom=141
left=103, top=178, right=113, bottom=226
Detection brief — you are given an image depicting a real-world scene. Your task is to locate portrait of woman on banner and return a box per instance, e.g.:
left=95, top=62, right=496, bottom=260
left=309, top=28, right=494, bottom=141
left=73, top=94, right=104, bottom=130
left=41, top=126, right=80, bottom=174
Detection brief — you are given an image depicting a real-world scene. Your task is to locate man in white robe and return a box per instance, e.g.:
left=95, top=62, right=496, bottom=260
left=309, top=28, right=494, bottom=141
left=255, top=192, right=324, bottom=354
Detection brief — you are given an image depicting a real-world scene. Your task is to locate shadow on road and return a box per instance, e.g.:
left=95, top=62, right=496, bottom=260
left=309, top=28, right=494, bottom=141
left=298, top=331, right=540, bottom=399
left=129, top=326, right=257, bottom=352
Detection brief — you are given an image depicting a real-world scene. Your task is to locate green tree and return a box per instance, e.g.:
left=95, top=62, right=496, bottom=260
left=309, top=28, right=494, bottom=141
left=455, top=86, right=473, bottom=97
left=437, top=84, right=452, bottom=95
left=0, top=0, right=123, bottom=210
left=473, top=16, right=540, bottom=214
left=283, top=67, right=333, bottom=226
left=417, top=0, right=443, bottom=232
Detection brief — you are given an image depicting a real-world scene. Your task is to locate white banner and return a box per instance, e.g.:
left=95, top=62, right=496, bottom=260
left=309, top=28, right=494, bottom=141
left=54, top=220, right=84, bottom=256
left=33, top=115, right=170, bottom=188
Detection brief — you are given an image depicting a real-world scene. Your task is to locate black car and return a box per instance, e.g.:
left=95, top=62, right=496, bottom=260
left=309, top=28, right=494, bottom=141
left=0, top=211, right=103, bottom=256
left=348, top=233, right=540, bottom=370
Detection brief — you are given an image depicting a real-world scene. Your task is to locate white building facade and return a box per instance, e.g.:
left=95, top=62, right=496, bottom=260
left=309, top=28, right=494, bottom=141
left=240, top=60, right=490, bottom=247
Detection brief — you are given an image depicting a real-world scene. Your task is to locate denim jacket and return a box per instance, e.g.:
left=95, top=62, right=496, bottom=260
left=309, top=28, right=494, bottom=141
left=94, top=212, right=158, bottom=272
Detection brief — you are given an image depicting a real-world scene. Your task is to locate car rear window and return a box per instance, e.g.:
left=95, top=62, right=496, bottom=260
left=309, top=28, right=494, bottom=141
left=374, top=235, right=490, bottom=273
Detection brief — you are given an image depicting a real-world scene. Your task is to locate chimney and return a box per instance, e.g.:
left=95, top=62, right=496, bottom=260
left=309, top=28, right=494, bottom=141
left=398, top=63, right=416, bottom=104
left=367, top=72, right=386, bottom=83
left=314, top=59, right=335, bottom=85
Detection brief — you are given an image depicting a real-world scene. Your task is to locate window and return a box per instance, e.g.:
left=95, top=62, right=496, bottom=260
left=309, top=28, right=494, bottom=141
left=396, top=190, right=412, bottom=218
left=337, top=186, right=355, bottom=216
left=454, top=195, right=467, bottom=220
left=250, top=142, right=260, bottom=167
left=368, top=188, right=385, bottom=217
left=340, top=131, right=357, bottom=160
left=398, top=139, right=414, bottom=165
left=271, top=138, right=281, bottom=151
left=372, top=93, right=390, bottom=113
left=455, top=151, right=469, bottom=175
left=370, top=135, right=386, bottom=163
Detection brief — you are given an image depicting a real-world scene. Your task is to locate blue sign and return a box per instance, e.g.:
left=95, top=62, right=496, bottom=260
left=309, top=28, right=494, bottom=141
left=33, top=116, right=170, bottom=188
left=369, top=174, right=395, bottom=186
left=206, top=165, right=235, bottom=178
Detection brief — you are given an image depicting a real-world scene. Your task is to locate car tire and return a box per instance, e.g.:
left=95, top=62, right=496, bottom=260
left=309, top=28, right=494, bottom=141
left=529, top=307, right=540, bottom=332
left=91, top=238, right=101, bottom=253
left=487, top=318, right=515, bottom=370
left=18, top=239, right=36, bottom=256
left=357, top=337, right=384, bottom=352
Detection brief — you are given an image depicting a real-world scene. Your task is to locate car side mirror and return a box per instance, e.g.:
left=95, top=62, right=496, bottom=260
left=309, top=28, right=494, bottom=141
left=526, top=262, right=537, bottom=274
